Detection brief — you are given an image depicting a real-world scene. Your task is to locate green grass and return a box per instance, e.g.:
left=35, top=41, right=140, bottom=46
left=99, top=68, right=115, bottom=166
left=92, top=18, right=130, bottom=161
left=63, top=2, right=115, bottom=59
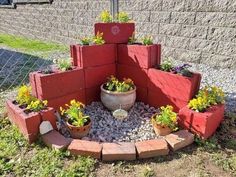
left=0, top=33, right=68, bottom=53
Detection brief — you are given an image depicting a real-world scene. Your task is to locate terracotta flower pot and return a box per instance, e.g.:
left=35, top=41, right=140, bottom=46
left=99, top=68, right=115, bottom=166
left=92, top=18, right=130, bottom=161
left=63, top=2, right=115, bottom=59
left=151, top=115, right=172, bottom=136
left=66, top=118, right=92, bottom=139
left=100, top=84, right=136, bottom=111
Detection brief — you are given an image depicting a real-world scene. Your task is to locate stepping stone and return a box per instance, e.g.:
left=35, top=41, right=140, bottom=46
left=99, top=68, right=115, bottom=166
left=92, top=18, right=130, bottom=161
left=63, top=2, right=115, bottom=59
left=164, top=130, right=194, bottom=151
left=68, top=140, right=102, bottom=159
left=42, top=130, right=71, bottom=150
left=102, top=142, right=136, bottom=161
left=135, top=139, right=169, bottom=159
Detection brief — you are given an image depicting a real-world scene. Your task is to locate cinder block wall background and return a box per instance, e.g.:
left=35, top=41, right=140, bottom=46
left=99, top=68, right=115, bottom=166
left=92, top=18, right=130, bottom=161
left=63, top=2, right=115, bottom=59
left=0, top=0, right=235, bottom=68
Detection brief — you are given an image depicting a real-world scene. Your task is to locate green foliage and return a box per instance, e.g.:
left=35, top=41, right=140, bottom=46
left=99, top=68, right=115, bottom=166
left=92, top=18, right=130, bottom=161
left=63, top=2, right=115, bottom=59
left=117, top=12, right=131, bottom=23
left=104, top=75, right=135, bottom=92
left=60, top=100, right=90, bottom=127
left=79, top=37, right=91, bottom=45
left=16, top=85, right=34, bottom=105
left=54, top=58, right=72, bottom=71
left=26, top=99, right=48, bottom=112
left=152, top=105, right=178, bottom=131
left=128, top=32, right=137, bottom=45
left=160, top=60, right=173, bottom=72
left=93, top=32, right=105, bottom=45
left=142, top=36, right=153, bottom=45
left=99, top=10, right=112, bottom=23
left=188, top=86, right=225, bottom=112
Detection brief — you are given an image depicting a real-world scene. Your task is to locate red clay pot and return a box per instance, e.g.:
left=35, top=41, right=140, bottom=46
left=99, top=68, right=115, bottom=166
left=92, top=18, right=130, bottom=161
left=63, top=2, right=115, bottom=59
left=84, top=64, right=116, bottom=88
left=94, top=23, right=135, bottom=44
left=67, top=118, right=92, bottom=139
left=117, top=44, right=161, bottom=69
left=117, top=64, right=148, bottom=88
left=147, top=69, right=201, bottom=111
left=151, top=115, right=172, bottom=136
left=178, top=104, right=225, bottom=139
left=29, top=67, right=85, bottom=100
left=70, top=44, right=116, bottom=67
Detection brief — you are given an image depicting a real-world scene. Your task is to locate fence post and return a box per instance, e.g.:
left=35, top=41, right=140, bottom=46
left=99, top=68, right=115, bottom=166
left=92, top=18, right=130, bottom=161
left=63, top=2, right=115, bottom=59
left=110, top=0, right=119, bottom=21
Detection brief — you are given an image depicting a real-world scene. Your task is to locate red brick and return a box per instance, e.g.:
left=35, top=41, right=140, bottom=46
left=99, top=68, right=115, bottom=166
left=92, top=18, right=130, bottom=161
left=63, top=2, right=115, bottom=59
left=84, top=64, right=116, bottom=88
left=117, top=64, right=148, bottom=88
left=70, top=44, right=116, bottom=67
left=178, top=104, right=225, bottom=139
left=29, top=72, right=38, bottom=97
left=136, top=87, right=148, bottom=104
left=164, top=130, right=194, bottom=151
left=85, top=86, right=101, bottom=105
left=31, top=67, right=85, bottom=100
left=40, top=107, right=57, bottom=130
left=118, top=44, right=161, bottom=69
left=102, top=142, right=136, bottom=161
left=68, top=139, right=102, bottom=159
left=42, top=130, right=71, bottom=150
left=95, top=23, right=135, bottom=44
left=135, top=139, right=169, bottom=159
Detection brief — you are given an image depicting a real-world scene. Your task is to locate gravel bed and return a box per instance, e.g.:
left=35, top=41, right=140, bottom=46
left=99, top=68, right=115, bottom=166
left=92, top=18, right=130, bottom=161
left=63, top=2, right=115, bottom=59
left=59, top=102, right=160, bottom=142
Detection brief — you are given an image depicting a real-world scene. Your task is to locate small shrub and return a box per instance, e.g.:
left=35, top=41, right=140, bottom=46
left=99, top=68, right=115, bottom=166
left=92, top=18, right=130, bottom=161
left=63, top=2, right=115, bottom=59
left=152, top=105, right=178, bottom=131
left=99, top=10, right=112, bottom=23
left=16, top=85, right=34, bottom=106
left=79, top=37, right=91, bottom=45
left=93, top=32, right=105, bottom=45
left=104, top=75, right=135, bottom=92
left=26, top=99, right=48, bottom=112
left=54, top=58, right=72, bottom=71
left=60, top=100, right=89, bottom=127
left=142, top=36, right=153, bottom=45
left=160, top=60, right=173, bottom=72
left=117, top=12, right=130, bottom=23
left=172, top=64, right=193, bottom=77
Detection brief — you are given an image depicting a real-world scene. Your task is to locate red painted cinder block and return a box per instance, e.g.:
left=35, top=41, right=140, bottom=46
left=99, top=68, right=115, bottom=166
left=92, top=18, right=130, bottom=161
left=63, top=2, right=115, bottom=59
left=29, top=72, right=37, bottom=97
left=70, top=44, right=116, bottom=67
left=148, top=90, right=188, bottom=112
left=117, top=44, right=161, bottom=69
left=117, top=64, right=148, bottom=88
left=84, top=64, right=116, bottom=88
left=30, top=67, right=85, bottom=100
left=40, top=107, right=57, bottom=130
left=136, top=87, right=148, bottom=104
left=95, top=23, right=135, bottom=44
left=47, top=90, right=86, bottom=111
left=178, top=104, right=225, bottom=139
left=85, top=86, right=101, bottom=105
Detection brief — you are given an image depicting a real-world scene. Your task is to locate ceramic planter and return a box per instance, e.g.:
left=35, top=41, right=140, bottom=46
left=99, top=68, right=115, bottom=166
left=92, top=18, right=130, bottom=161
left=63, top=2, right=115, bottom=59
left=178, top=104, right=225, bottom=139
left=67, top=118, right=92, bottom=139
left=151, top=114, right=172, bottom=136
left=117, top=44, right=161, bottom=69
left=70, top=44, right=116, bottom=68
left=100, top=84, right=136, bottom=111
left=94, top=23, right=135, bottom=44
left=148, top=69, right=202, bottom=111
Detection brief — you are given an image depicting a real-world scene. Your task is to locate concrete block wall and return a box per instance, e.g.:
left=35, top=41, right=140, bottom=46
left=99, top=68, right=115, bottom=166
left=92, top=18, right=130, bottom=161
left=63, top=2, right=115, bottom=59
left=0, top=0, right=235, bottom=68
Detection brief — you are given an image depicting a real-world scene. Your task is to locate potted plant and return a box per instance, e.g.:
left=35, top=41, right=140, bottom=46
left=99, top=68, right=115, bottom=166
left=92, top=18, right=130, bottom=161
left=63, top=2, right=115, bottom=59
left=6, top=85, right=57, bottom=143
left=60, top=99, right=91, bottom=138
left=118, top=35, right=161, bottom=69
left=151, top=105, right=178, bottom=136
left=29, top=58, right=85, bottom=109
left=148, top=60, right=202, bottom=111
left=100, top=75, right=136, bottom=111
left=70, top=32, right=116, bottom=68
left=178, top=86, right=225, bottom=139
left=94, top=10, right=135, bottom=44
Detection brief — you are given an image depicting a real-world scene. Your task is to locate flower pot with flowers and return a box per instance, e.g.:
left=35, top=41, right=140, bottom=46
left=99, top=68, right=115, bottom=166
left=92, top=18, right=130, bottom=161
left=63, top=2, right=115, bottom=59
left=70, top=31, right=116, bottom=68
left=94, top=10, right=135, bottom=44
left=151, top=105, right=178, bottom=136
left=178, top=86, right=225, bottom=139
left=118, top=35, right=161, bottom=69
left=60, top=99, right=91, bottom=139
left=148, top=60, right=202, bottom=111
left=101, top=75, right=136, bottom=111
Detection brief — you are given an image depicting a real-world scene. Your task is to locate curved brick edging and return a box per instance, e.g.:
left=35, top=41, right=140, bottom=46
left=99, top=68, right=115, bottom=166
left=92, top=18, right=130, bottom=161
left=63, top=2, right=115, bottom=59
left=42, top=130, right=194, bottom=161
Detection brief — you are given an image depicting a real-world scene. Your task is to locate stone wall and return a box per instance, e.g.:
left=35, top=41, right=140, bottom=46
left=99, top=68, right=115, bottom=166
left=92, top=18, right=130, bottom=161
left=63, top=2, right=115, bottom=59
left=0, top=0, right=235, bottom=68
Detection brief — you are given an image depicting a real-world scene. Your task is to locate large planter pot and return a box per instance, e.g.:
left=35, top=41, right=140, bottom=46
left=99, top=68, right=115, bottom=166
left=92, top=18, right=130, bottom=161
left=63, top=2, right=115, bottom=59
left=67, top=118, right=92, bottom=139
left=117, top=44, right=161, bottom=69
left=70, top=44, right=116, bottom=68
left=151, top=114, right=172, bottom=136
left=100, top=84, right=136, bottom=111
left=148, top=69, right=202, bottom=112
left=94, top=23, right=135, bottom=44
left=178, top=104, right=225, bottom=139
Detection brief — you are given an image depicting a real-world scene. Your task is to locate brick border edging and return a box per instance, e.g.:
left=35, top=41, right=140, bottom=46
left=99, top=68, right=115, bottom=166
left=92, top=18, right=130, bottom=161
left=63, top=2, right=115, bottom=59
left=44, top=130, right=194, bottom=161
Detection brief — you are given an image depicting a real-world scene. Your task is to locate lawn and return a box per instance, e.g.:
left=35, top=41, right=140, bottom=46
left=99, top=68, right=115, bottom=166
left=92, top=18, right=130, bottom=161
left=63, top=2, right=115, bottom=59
left=0, top=33, right=235, bottom=177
